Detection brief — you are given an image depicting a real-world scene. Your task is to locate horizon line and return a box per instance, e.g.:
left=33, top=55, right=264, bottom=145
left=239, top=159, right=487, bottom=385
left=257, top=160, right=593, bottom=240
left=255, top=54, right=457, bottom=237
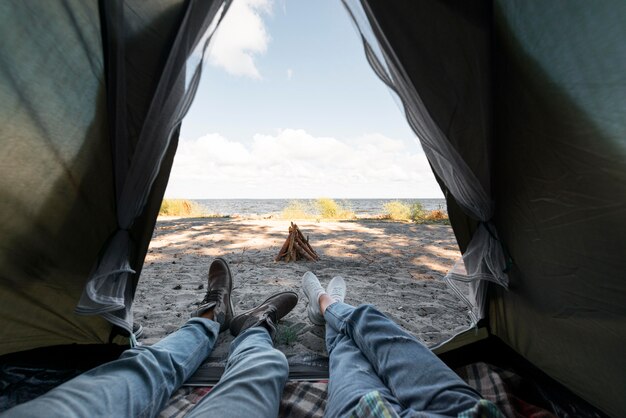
left=163, top=197, right=446, bottom=200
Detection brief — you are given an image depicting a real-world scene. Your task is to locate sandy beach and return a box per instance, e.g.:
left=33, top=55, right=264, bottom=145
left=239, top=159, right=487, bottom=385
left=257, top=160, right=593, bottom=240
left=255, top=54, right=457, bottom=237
left=134, top=217, right=470, bottom=359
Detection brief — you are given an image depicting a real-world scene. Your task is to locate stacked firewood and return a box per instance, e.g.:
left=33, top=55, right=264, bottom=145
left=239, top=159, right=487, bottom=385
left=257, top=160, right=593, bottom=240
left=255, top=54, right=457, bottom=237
left=275, top=222, right=320, bottom=262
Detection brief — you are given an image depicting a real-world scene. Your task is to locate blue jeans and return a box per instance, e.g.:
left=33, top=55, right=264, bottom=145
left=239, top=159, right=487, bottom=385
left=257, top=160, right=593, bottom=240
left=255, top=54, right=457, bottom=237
left=324, top=303, right=481, bottom=418
left=1, top=318, right=288, bottom=418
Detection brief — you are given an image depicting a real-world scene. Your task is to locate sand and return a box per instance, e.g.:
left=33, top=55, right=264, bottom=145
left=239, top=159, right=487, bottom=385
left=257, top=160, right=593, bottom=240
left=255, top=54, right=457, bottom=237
left=133, top=217, right=471, bottom=359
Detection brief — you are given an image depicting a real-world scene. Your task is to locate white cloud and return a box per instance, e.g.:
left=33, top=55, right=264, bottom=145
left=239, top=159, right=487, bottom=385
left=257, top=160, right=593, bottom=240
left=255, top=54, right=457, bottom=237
left=208, top=0, right=273, bottom=79
left=167, top=129, right=443, bottom=199
left=286, top=68, right=293, bottom=80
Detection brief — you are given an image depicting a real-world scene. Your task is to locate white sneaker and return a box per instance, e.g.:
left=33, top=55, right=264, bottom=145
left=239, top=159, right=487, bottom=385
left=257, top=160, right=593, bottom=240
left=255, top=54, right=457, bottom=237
left=301, top=271, right=325, bottom=325
left=327, top=276, right=346, bottom=304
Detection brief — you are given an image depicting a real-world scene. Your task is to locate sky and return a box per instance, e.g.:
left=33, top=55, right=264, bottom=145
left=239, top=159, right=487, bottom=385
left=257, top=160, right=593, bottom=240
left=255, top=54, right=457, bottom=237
left=167, top=0, right=442, bottom=199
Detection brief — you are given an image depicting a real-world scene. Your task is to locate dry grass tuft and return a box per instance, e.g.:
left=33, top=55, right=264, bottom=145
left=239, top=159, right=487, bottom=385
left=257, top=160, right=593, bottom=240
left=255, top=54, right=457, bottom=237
left=316, top=198, right=356, bottom=220
left=159, top=199, right=205, bottom=217
left=383, top=201, right=412, bottom=221
left=424, top=209, right=448, bottom=221
left=280, top=201, right=316, bottom=220
left=280, top=198, right=356, bottom=220
left=383, top=201, right=426, bottom=222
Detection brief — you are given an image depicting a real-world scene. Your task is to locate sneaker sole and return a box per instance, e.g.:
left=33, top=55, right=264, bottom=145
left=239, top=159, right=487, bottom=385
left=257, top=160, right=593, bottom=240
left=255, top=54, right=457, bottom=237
left=326, top=276, right=346, bottom=304
left=302, top=272, right=325, bottom=325
left=219, top=258, right=235, bottom=319
left=307, top=303, right=325, bottom=326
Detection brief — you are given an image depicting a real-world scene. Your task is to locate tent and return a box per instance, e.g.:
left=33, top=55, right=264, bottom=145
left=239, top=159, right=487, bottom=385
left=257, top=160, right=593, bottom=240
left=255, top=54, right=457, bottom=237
left=1, top=0, right=624, bottom=416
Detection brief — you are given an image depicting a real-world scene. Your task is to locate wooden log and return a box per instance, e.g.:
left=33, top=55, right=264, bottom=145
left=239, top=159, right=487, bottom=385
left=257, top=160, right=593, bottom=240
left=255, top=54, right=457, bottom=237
left=275, top=232, right=292, bottom=261
left=295, top=227, right=319, bottom=259
left=286, top=228, right=296, bottom=262
left=298, top=233, right=319, bottom=259
left=295, top=234, right=319, bottom=261
left=294, top=241, right=317, bottom=261
left=275, top=222, right=319, bottom=262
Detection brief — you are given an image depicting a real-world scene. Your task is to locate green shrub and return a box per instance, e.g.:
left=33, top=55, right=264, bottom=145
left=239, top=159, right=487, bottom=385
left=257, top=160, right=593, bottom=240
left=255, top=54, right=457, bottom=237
left=409, top=202, right=426, bottom=222
left=383, top=201, right=412, bottom=221
left=383, top=201, right=434, bottom=223
left=159, top=199, right=204, bottom=217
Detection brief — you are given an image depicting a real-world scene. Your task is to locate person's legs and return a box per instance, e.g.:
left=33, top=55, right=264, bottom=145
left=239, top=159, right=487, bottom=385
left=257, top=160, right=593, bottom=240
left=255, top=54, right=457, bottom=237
left=325, top=302, right=481, bottom=416
left=324, top=320, right=404, bottom=418
left=2, top=257, right=235, bottom=418
left=303, top=273, right=402, bottom=417
left=1, top=318, right=220, bottom=418
left=188, top=290, right=298, bottom=418
left=187, top=327, right=288, bottom=418
left=302, top=271, right=481, bottom=417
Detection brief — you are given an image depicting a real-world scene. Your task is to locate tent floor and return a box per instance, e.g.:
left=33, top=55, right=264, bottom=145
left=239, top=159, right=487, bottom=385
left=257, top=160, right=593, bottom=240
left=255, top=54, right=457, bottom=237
left=0, top=337, right=608, bottom=417
left=438, top=336, right=608, bottom=418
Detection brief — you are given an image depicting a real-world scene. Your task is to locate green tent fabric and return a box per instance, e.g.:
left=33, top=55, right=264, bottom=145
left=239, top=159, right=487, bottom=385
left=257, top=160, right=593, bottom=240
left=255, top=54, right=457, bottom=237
left=351, top=1, right=626, bottom=416
left=345, top=0, right=505, bottom=326
left=0, top=0, right=229, bottom=353
left=1, top=0, right=625, bottom=416
left=0, top=0, right=116, bottom=355
left=491, top=3, right=626, bottom=417
left=74, top=0, right=228, bottom=333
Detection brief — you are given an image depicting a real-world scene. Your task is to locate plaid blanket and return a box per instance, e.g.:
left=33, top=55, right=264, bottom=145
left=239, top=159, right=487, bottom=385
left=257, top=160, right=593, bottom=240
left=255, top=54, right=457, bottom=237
left=278, top=381, right=327, bottom=418
left=159, top=387, right=214, bottom=418
left=456, top=362, right=556, bottom=418
left=159, top=362, right=555, bottom=418
left=158, top=381, right=327, bottom=418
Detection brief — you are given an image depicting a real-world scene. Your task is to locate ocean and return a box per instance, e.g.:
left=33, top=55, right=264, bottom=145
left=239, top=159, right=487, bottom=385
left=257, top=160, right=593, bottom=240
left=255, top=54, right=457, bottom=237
left=191, top=198, right=446, bottom=217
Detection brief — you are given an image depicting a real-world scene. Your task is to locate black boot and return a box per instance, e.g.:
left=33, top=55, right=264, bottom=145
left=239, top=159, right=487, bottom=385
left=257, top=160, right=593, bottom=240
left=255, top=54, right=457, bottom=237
left=230, top=291, right=298, bottom=339
left=191, top=258, right=234, bottom=333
